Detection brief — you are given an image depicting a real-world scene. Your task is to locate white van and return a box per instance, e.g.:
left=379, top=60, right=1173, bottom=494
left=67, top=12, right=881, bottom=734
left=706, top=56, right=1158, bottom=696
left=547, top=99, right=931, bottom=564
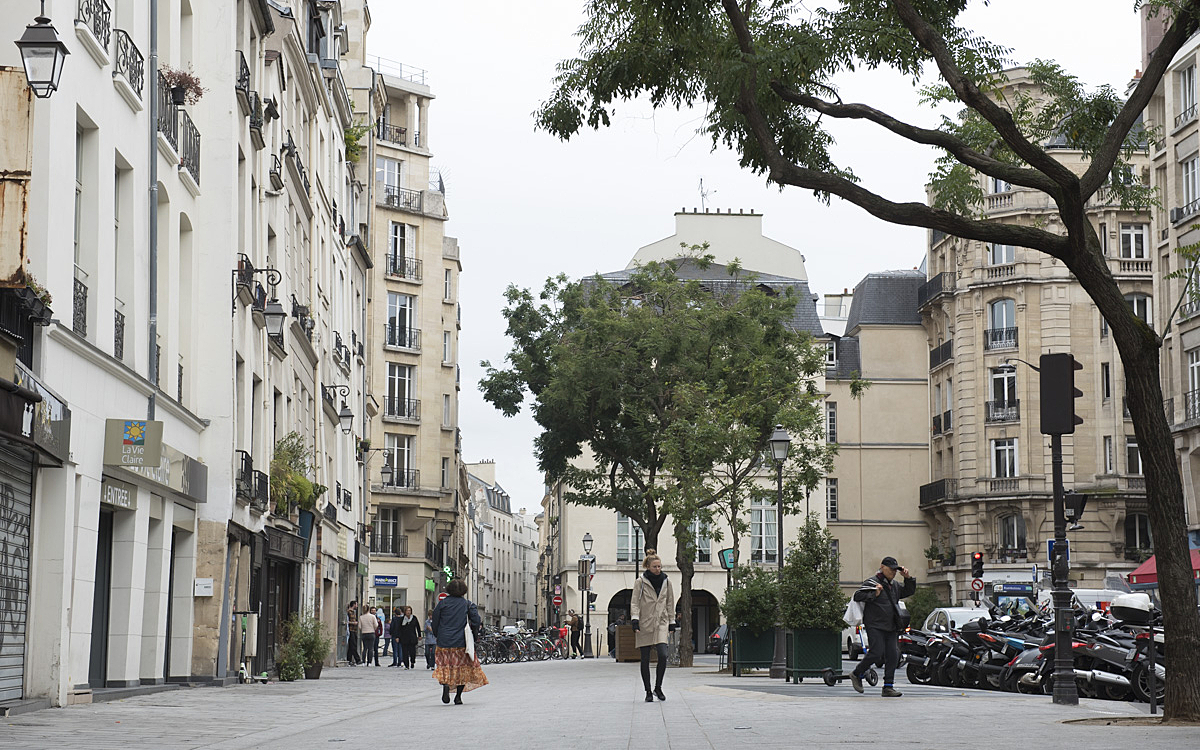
left=1036, top=588, right=1127, bottom=611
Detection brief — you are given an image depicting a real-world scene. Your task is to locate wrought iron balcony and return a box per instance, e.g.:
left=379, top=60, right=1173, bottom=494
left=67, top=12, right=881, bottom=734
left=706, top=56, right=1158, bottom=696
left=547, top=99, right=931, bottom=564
left=384, top=254, right=422, bottom=280
left=985, top=399, right=1020, bottom=423
left=371, top=533, right=408, bottom=556
left=942, top=410, right=953, bottom=432
left=384, top=324, right=420, bottom=350
left=251, top=281, right=267, bottom=312
left=1176, top=103, right=1198, bottom=129
left=381, top=468, right=420, bottom=489
left=77, top=0, right=112, bottom=49
left=917, top=272, right=954, bottom=309
left=269, top=151, right=282, bottom=189
left=932, top=413, right=942, bottom=435
left=376, top=120, right=407, bottom=145
left=113, top=308, right=124, bottom=360
left=919, top=478, right=957, bottom=507
left=73, top=278, right=88, bottom=337
left=235, top=50, right=251, bottom=109
left=384, top=397, right=420, bottom=420
left=252, top=469, right=270, bottom=510
left=379, top=184, right=422, bottom=212
left=285, top=131, right=310, bottom=194
left=983, top=326, right=1018, bottom=351
left=178, top=110, right=201, bottom=185
left=929, top=338, right=953, bottom=369
left=235, top=450, right=253, bottom=500
left=157, top=73, right=178, bottom=150
left=113, top=29, right=144, bottom=100
left=341, top=487, right=352, bottom=510
left=323, top=500, right=337, bottom=524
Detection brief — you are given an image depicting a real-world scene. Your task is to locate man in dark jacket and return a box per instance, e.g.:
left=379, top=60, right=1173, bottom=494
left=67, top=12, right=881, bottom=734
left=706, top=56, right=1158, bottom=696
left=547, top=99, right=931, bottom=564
left=849, top=556, right=915, bottom=697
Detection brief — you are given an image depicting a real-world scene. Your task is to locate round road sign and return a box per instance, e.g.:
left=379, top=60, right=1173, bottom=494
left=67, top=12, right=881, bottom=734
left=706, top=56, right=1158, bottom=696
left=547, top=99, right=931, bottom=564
left=552, top=595, right=563, bottom=607
left=971, top=578, right=984, bottom=591
left=438, top=592, right=448, bottom=601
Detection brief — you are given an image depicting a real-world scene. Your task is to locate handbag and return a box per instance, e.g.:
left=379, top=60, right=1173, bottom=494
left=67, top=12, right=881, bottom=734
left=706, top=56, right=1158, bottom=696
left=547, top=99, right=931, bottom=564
left=464, top=620, right=475, bottom=659
left=843, top=597, right=865, bottom=628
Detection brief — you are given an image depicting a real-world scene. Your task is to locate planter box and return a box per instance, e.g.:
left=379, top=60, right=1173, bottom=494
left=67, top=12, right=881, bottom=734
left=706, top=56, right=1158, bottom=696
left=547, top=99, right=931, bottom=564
left=731, top=626, right=776, bottom=676
left=786, top=628, right=842, bottom=682
left=304, top=663, right=323, bottom=680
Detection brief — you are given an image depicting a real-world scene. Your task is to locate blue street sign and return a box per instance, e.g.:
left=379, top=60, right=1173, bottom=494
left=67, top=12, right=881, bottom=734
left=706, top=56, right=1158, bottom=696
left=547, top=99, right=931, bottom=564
left=1047, top=539, right=1070, bottom=565
left=373, top=575, right=398, bottom=587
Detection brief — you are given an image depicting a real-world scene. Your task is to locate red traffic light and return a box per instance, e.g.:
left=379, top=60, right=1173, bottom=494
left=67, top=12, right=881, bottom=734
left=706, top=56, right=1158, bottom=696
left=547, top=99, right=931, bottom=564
left=972, top=552, right=983, bottom=561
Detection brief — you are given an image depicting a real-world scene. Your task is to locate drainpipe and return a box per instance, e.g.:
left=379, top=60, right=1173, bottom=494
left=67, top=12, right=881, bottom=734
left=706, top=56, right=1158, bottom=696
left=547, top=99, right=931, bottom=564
left=147, top=0, right=159, bottom=420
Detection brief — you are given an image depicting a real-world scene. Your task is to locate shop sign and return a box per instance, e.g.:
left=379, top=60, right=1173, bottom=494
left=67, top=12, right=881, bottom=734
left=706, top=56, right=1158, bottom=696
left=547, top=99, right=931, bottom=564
left=103, top=419, right=164, bottom=467
left=374, top=575, right=398, bottom=587
left=100, top=475, right=138, bottom=511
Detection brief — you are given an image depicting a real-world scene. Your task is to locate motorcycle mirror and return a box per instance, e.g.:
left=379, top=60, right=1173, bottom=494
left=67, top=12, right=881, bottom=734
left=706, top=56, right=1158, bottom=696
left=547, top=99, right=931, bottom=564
left=1091, top=612, right=1103, bottom=621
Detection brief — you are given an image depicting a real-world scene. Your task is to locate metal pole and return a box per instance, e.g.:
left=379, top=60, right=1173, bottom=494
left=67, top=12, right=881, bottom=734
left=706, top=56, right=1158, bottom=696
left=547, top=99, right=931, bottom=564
left=1050, top=433, right=1078, bottom=705
left=147, top=0, right=159, bottom=420
left=769, top=459, right=786, bottom=679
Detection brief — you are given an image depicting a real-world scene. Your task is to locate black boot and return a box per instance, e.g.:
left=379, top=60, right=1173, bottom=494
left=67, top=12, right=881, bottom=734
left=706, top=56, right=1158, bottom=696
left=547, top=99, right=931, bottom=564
left=654, top=687, right=666, bottom=701
left=441, top=685, right=451, bottom=704
left=454, top=685, right=465, bottom=705
left=645, top=691, right=654, bottom=703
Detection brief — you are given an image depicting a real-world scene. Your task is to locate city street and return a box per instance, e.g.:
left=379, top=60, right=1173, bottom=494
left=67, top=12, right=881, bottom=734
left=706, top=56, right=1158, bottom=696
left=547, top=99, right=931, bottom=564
left=1, top=656, right=1196, bottom=749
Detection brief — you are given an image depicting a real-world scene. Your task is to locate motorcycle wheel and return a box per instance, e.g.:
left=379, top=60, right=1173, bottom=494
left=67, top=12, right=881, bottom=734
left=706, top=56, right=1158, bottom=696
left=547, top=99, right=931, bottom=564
left=1101, top=683, right=1131, bottom=702
left=935, top=661, right=955, bottom=687
left=1131, top=662, right=1166, bottom=704
left=906, top=664, right=932, bottom=685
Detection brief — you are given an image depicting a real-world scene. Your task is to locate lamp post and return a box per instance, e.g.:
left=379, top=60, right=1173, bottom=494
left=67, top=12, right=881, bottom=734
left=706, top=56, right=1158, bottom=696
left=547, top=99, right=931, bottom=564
left=14, top=2, right=68, bottom=99
left=767, top=424, right=791, bottom=680
left=322, top=384, right=355, bottom=434
left=582, top=532, right=594, bottom=658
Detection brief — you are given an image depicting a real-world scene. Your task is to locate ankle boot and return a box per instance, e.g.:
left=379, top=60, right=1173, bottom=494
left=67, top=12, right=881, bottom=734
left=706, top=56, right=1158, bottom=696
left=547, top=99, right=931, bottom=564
left=644, top=691, right=654, bottom=703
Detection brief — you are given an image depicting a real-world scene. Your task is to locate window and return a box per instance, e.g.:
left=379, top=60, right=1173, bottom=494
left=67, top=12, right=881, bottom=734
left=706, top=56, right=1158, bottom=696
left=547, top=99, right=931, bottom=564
left=826, top=479, right=839, bottom=521
left=990, top=176, right=1011, bottom=193
left=385, top=433, right=415, bottom=485
left=441, top=457, right=450, bottom=488
left=373, top=507, right=402, bottom=553
left=988, top=243, right=1015, bottom=265
left=998, top=514, right=1026, bottom=552
left=444, top=268, right=453, bottom=300
left=1101, top=363, right=1111, bottom=400
left=750, top=497, right=777, bottom=563
left=990, top=367, right=1016, bottom=404
left=690, top=519, right=711, bottom=563
left=1181, top=64, right=1197, bottom=118
left=1099, top=222, right=1107, bottom=255
left=443, top=394, right=452, bottom=427
left=991, top=438, right=1017, bottom=478
left=1126, top=436, right=1142, bottom=475
left=986, top=299, right=1016, bottom=349
left=386, top=292, right=416, bottom=347
left=616, top=514, right=644, bottom=562
left=443, top=331, right=453, bottom=363
left=1120, top=224, right=1148, bottom=259
left=1125, top=513, right=1153, bottom=552
left=388, top=222, right=416, bottom=261
left=1184, top=156, right=1199, bottom=207
left=1125, top=293, right=1152, bottom=326
left=830, top=538, right=839, bottom=562
left=825, top=340, right=837, bottom=366
left=1101, top=315, right=1109, bottom=338
left=376, top=156, right=403, bottom=191
left=386, top=363, right=415, bottom=418
left=826, top=402, right=837, bottom=443
left=1104, top=436, right=1114, bottom=473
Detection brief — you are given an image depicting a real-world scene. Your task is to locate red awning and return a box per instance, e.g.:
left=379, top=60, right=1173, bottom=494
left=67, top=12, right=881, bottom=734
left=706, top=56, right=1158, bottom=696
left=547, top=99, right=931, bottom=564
left=1127, top=549, right=1200, bottom=586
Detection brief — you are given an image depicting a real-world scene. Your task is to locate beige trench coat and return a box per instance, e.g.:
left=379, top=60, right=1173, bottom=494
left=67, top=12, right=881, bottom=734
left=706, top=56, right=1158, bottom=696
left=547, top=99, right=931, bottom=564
left=630, top=575, right=675, bottom=648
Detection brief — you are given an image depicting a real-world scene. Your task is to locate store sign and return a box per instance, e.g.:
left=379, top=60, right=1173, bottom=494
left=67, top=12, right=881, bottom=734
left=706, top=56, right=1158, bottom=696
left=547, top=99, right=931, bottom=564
left=119, top=442, right=209, bottom=503
left=374, top=575, right=398, bottom=587
left=100, top=476, right=138, bottom=511
left=14, top=364, right=72, bottom=464
left=103, top=419, right=164, bottom=467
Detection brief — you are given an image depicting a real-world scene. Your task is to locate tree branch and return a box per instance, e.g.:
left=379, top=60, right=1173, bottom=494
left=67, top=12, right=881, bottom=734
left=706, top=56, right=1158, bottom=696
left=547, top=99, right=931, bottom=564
left=889, top=0, right=1079, bottom=191
left=770, top=83, right=1059, bottom=194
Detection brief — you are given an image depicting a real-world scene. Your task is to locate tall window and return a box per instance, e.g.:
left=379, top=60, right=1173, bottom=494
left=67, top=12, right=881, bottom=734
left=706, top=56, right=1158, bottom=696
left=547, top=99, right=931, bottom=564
left=1125, top=513, right=1153, bottom=552
left=1184, top=156, right=1199, bottom=207
left=990, top=367, right=1016, bottom=404
left=1126, top=436, right=1142, bottom=475
left=386, top=433, right=415, bottom=484
left=1181, top=64, right=1197, bottom=117
left=1101, top=363, right=1112, bottom=400
left=373, top=507, right=401, bottom=553
left=444, top=268, right=453, bottom=300
left=441, top=457, right=450, bottom=488
left=376, top=156, right=403, bottom=190
left=826, top=479, right=839, bottom=521
left=616, top=514, right=644, bottom=562
left=386, top=362, right=414, bottom=417
left=443, top=394, right=452, bottom=426
left=751, top=497, right=777, bottom=563
left=1104, top=436, right=1114, bottom=474
left=990, top=176, right=1011, bottom=193
left=1120, top=224, right=1148, bottom=259
left=386, top=292, right=416, bottom=346
left=1125, top=293, right=1153, bottom=326
left=826, top=340, right=837, bottom=366
left=988, top=243, right=1015, bottom=265
left=690, top=519, right=711, bottom=563
left=986, top=299, right=1016, bottom=349
left=388, top=222, right=416, bottom=260
left=443, top=331, right=453, bottom=363
left=998, top=514, right=1026, bottom=552
left=1189, top=349, right=1200, bottom=393
left=1099, top=222, right=1108, bottom=255
left=991, top=438, right=1017, bottom=478
left=826, top=401, right=837, bottom=443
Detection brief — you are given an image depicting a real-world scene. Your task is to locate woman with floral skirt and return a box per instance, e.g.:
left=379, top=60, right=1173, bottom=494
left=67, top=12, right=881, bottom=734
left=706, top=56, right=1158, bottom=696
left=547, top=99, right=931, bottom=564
left=430, top=578, right=488, bottom=704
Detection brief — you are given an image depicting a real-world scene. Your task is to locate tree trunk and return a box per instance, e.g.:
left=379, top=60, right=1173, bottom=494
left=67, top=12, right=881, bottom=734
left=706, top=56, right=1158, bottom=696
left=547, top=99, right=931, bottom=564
left=675, top=524, right=695, bottom=668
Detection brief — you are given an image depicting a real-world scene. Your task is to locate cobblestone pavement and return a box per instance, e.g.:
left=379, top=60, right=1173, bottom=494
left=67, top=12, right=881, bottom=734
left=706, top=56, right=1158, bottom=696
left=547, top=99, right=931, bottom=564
left=2, top=657, right=1198, bottom=749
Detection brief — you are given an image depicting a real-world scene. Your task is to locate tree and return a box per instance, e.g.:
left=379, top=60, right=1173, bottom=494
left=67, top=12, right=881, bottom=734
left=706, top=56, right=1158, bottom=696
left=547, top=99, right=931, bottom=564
left=537, top=0, right=1200, bottom=718
left=779, top=514, right=847, bottom=632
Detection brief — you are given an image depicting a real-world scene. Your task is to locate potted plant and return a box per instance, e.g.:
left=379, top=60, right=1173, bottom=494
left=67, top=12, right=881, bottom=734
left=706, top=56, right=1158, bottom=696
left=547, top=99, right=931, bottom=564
left=721, top=565, right=778, bottom=676
left=160, top=65, right=206, bottom=105
left=924, top=542, right=942, bottom=568
left=779, top=513, right=848, bottom=679
left=270, top=432, right=325, bottom=515
left=280, top=613, right=332, bottom=679
left=276, top=641, right=304, bottom=682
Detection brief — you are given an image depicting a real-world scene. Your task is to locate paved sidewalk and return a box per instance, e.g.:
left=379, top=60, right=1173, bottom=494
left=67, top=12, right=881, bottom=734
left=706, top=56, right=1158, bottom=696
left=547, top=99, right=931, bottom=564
left=2, top=657, right=1197, bottom=749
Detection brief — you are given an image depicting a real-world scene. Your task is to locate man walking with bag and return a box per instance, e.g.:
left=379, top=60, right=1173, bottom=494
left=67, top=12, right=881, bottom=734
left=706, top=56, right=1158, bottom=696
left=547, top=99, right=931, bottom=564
left=849, top=556, right=915, bottom=697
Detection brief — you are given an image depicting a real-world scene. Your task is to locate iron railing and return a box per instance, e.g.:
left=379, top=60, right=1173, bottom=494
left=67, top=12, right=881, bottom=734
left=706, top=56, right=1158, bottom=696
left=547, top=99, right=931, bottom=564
left=984, top=327, right=1018, bottom=351
left=929, top=339, right=953, bottom=369
left=917, top=272, right=953, bottom=308
left=113, top=309, right=124, bottom=360
left=384, top=324, right=421, bottom=350
left=178, top=110, right=201, bottom=185
left=371, top=534, right=408, bottom=556
left=157, top=72, right=178, bottom=151
left=932, top=414, right=942, bottom=435
left=252, top=281, right=267, bottom=312
left=286, top=131, right=310, bottom=193
left=381, top=468, right=420, bottom=489
left=384, top=397, right=420, bottom=420
left=919, top=478, right=957, bottom=507
left=236, top=50, right=250, bottom=100
left=380, top=184, right=422, bottom=212
left=73, top=278, right=87, bottom=337
left=985, top=399, right=1020, bottom=423
left=1176, top=103, right=1198, bottom=128
left=235, top=450, right=253, bottom=500
left=77, top=0, right=112, bottom=49
left=249, top=91, right=264, bottom=131
left=323, top=501, right=337, bottom=524
left=269, top=151, right=282, bottom=187
left=113, top=29, right=144, bottom=99
left=376, top=120, right=407, bottom=144
left=942, top=410, right=953, bottom=432
left=252, top=469, right=270, bottom=510
left=385, top=255, right=422, bottom=280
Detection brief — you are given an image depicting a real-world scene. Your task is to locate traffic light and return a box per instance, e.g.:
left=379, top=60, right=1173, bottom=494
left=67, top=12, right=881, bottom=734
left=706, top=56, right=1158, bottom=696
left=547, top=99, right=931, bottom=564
left=587, top=592, right=598, bottom=604
left=971, top=551, right=985, bottom=579
left=1040, top=353, right=1084, bottom=435
left=1064, top=490, right=1089, bottom=530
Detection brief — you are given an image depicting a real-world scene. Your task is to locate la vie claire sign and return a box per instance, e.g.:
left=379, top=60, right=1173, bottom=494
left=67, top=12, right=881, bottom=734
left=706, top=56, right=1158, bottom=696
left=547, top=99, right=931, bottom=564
left=103, top=419, right=164, bottom=467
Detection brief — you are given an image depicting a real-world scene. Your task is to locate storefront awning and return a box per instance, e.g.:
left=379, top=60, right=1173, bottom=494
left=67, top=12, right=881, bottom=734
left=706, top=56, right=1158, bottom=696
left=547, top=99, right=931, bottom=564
left=1127, top=549, right=1200, bottom=586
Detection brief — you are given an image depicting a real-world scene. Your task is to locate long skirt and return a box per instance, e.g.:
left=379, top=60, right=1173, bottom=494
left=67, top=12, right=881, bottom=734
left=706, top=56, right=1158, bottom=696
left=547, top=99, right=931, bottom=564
left=432, top=646, right=488, bottom=692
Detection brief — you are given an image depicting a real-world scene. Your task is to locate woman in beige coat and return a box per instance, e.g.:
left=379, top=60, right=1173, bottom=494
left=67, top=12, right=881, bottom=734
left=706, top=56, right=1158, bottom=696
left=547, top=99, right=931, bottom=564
left=630, top=550, right=677, bottom=702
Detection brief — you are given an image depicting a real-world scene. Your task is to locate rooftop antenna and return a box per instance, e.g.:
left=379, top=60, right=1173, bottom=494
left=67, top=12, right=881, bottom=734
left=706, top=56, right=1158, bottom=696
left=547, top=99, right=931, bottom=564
left=698, top=178, right=716, bottom=212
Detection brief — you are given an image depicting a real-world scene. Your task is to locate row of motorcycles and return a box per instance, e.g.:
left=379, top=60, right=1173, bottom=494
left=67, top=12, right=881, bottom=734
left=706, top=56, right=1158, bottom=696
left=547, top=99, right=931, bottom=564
left=899, top=593, right=1166, bottom=703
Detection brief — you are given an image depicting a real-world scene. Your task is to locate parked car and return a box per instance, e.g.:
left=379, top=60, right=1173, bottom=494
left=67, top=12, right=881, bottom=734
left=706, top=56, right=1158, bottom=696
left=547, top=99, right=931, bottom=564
left=843, top=602, right=909, bottom=660
left=707, top=624, right=729, bottom=654
left=921, top=605, right=987, bottom=634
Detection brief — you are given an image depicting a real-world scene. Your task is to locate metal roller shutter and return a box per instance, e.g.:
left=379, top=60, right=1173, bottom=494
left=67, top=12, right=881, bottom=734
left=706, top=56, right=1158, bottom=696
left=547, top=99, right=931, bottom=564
left=0, top=446, right=33, bottom=702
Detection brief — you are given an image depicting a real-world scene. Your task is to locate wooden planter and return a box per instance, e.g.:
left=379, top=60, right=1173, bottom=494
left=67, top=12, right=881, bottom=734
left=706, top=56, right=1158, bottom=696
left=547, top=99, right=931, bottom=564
left=730, top=626, right=776, bottom=676
left=785, top=628, right=842, bottom=682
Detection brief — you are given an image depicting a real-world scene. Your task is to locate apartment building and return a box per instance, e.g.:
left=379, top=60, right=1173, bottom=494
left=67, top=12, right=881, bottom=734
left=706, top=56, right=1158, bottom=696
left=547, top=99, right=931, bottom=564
left=918, top=68, right=1154, bottom=603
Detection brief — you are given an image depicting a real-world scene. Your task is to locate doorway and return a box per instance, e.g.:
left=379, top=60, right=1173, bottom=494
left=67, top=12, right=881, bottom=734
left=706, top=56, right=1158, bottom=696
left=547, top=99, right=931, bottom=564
left=88, top=509, right=114, bottom=687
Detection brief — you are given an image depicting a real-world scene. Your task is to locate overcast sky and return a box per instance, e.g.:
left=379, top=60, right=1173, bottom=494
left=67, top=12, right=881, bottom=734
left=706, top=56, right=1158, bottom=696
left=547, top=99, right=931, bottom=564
left=365, top=1, right=1143, bottom=510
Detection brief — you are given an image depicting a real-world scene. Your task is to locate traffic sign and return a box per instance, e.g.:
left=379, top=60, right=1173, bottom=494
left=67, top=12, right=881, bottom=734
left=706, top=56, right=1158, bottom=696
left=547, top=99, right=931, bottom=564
left=552, top=595, right=563, bottom=607
left=971, top=577, right=984, bottom=591
left=438, top=592, right=448, bottom=602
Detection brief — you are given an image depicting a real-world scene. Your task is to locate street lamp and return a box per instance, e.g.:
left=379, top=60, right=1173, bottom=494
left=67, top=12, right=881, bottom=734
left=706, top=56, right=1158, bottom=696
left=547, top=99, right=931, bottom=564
left=581, top=531, right=595, bottom=658
left=321, top=384, right=354, bottom=434
left=582, top=532, right=593, bottom=554
left=767, top=424, right=791, bottom=680
left=14, top=2, right=68, bottom=99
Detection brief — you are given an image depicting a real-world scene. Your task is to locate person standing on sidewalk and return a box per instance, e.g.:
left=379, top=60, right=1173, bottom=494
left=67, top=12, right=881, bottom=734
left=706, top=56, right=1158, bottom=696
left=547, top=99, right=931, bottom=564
left=631, top=550, right=676, bottom=703
left=395, top=605, right=422, bottom=669
left=345, top=601, right=360, bottom=666
left=567, top=610, right=583, bottom=658
left=359, top=606, right=380, bottom=666
left=849, top=556, right=915, bottom=697
left=431, top=579, right=488, bottom=704
left=389, top=606, right=405, bottom=666
left=380, top=607, right=392, bottom=660
left=371, top=607, right=384, bottom=663
left=424, top=610, right=437, bottom=669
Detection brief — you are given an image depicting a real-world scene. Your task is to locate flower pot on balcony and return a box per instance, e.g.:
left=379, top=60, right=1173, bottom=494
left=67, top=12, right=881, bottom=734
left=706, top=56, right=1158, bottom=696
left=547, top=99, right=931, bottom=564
left=171, top=85, right=187, bottom=105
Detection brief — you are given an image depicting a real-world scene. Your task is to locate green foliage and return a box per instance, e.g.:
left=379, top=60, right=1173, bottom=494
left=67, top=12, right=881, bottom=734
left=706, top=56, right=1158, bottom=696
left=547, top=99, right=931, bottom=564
left=905, top=586, right=946, bottom=631
left=779, top=514, right=847, bottom=631
left=924, top=543, right=942, bottom=561
left=270, top=432, right=322, bottom=514
left=721, top=566, right=778, bottom=635
left=276, top=642, right=304, bottom=681
left=344, top=120, right=372, bottom=162
left=848, top=372, right=871, bottom=400
left=24, top=273, right=52, bottom=307
left=282, top=613, right=333, bottom=667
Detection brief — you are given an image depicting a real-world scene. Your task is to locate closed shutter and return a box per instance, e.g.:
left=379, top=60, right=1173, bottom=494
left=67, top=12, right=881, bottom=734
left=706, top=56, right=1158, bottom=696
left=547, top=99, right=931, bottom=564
left=0, top=446, right=33, bottom=701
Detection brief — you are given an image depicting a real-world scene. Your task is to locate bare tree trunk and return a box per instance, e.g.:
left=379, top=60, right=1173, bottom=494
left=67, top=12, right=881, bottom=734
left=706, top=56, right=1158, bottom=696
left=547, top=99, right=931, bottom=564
left=675, top=524, right=695, bottom=668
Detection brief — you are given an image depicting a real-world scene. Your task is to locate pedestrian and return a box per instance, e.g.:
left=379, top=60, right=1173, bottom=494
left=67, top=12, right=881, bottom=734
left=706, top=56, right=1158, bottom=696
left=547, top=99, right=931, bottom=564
left=424, top=609, right=437, bottom=669
left=608, top=613, right=626, bottom=657
left=359, top=605, right=380, bottom=666
left=849, top=556, right=916, bottom=697
left=567, top=609, right=582, bottom=658
left=345, top=601, right=360, bottom=666
left=371, top=606, right=384, bottom=662
left=380, top=607, right=391, bottom=659
left=389, top=606, right=404, bottom=666
left=395, top=605, right=422, bottom=669
left=431, top=578, right=488, bottom=705
left=631, top=550, right=676, bottom=702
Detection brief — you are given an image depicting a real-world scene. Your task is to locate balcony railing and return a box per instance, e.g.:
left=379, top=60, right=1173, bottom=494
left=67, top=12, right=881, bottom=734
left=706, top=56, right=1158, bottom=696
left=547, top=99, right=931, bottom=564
left=157, top=72, right=178, bottom=151
left=1185, top=389, right=1200, bottom=422
left=113, top=308, right=124, bottom=360
left=989, top=477, right=1020, bottom=493
left=384, top=397, right=420, bottom=420
left=1172, top=198, right=1200, bottom=225
left=984, top=327, right=1018, bottom=351
left=942, top=409, right=953, bottom=432
left=77, top=0, right=112, bottom=49
left=1118, top=259, right=1152, bottom=274
left=269, top=151, right=282, bottom=188
left=285, top=131, right=310, bottom=193
left=235, top=450, right=253, bottom=500
left=379, top=184, right=422, bottom=212
left=917, top=272, right=954, bottom=308
left=252, top=469, right=270, bottom=510
left=929, top=338, right=953, bottom=369
left=385, top=254, right=422, bottom=280
left=985, top=399, right=1020, bottom=423
left=251, top=281, right=267, bottom=312
left=919, top=478, right=956, bottom=507
left=1176, top=103, right=1198, bottom=129
left=235, top=50, right=250, bottom=103
left=384, top=324, right=421, bottom=350
left=249, top=91, right=264, bottom=131
left=381, top=468, right=420, bottom=489
left=73, top=278, right=88, bottom=337
left=323, top=501, right=337, bottom=524
left=341, top=487, right=352, bottom=510
left=372, top=534, right=408, bottom=556
left=178, top=110, right=201, bottom=185
left=113, top=29, right=144, bottom=100
left=377, top=120, right=407, bottom=145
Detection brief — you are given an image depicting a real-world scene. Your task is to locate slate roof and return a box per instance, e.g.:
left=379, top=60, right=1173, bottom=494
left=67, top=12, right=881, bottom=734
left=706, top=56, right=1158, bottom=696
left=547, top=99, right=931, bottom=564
left=593, top=258, right=824, bottom=337
left=844, top=270, right=926, bottom=330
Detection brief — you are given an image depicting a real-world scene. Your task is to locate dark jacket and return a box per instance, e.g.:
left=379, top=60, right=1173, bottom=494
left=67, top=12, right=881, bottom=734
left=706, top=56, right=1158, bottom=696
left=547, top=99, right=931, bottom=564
left=431, top=595, right=481, bottom=648
left=394, top=614, right=422, bottom=644
left=853, top=571, right=916, bottom=632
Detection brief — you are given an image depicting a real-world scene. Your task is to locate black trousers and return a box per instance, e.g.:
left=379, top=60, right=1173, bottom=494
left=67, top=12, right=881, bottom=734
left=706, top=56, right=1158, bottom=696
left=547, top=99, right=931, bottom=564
left=401, top=641, right=417, bottom=668
left=571, top=630, right=582, bottom=655
left=853, top=627, right=899, bottom=685
left=347, top=631, right=360, bottom=664
left=639, top=643, right=668, bottom=691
